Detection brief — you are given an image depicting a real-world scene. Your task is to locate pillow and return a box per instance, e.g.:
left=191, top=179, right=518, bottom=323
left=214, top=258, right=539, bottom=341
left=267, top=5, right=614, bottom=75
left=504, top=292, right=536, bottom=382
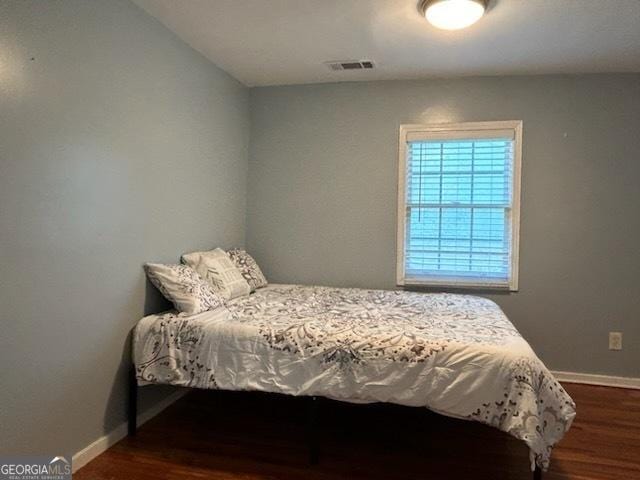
left=226, top=249, right=268, bottom=292
left=144, top=263, right=224, bottom=315
left=181, top=248, right=251, bottom=300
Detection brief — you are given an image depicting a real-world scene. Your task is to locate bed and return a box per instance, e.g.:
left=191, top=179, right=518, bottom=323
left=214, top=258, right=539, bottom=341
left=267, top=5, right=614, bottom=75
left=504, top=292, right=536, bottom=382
left=132, top=284, right=576, bottom=476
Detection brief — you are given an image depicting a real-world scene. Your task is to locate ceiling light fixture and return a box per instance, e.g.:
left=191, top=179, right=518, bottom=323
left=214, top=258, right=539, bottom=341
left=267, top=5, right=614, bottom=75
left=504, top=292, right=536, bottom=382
left=419, top=0, right=487, bottom=30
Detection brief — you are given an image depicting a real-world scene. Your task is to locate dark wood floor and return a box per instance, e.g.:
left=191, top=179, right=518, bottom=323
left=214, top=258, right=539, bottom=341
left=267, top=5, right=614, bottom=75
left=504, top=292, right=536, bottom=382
left=76, top=383, right=640, bottom=480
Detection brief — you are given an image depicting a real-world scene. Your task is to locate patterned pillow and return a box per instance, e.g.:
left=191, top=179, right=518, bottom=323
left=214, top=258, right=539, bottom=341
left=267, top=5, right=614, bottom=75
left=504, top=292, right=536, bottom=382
left=144, top=263, right=224, bottom=315
left=226, top=249, right=268, bottom=292
left=181, top=248, right=251, bottom=300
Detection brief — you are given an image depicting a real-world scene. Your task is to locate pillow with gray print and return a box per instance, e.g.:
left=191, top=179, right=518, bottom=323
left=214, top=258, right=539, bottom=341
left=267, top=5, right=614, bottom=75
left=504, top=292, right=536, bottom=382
left=226, top=249, right=268, bottom=292
left=144, top=263, right=224, bottom=315
left=182, top=248, right=251, bottom=300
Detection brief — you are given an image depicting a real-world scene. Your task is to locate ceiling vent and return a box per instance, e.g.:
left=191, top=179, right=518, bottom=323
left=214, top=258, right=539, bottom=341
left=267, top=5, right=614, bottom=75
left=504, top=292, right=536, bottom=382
left=325, top=60, right=375, bottom=71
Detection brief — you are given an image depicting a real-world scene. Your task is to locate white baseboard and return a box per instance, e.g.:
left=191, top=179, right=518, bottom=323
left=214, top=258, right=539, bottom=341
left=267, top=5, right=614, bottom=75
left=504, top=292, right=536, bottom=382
left=553, top=371, right=640, bottom=390
left=72, top=389, right=189, bottom=473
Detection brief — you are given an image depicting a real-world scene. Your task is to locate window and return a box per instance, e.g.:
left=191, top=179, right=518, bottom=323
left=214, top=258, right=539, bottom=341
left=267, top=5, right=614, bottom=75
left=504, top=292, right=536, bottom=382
left=397, top=121, right=522, bottom=290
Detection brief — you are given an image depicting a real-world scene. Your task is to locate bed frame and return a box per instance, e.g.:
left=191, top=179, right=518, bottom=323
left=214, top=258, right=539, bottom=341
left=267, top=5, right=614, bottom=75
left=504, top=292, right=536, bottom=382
left=128, top=364, right=543, bottom=479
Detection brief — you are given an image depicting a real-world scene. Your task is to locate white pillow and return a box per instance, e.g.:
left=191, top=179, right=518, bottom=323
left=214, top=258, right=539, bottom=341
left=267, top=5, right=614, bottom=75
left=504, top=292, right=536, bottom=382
left=181, top=248, right=251, bottom=300
left=144, top=263, right=224, bottom=315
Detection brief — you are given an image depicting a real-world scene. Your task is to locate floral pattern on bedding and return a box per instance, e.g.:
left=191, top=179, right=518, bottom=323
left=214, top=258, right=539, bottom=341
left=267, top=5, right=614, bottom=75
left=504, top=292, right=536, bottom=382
left=468, top=357, right=575, bottom=470
left=136, top=313, right=218, bottom=388
left=226, top=285, right=520, bottom=365
left=134, top=284, right=575, bottom=471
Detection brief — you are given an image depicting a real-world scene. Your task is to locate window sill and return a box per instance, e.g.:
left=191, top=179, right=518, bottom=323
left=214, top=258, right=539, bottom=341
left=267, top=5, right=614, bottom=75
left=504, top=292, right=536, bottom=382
left=399, top=277, right=517, bottom=292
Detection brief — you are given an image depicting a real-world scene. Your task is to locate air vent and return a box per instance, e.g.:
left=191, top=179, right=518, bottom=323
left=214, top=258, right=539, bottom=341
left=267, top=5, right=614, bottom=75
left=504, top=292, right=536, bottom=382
left=325, top=60, right=375, bottom=71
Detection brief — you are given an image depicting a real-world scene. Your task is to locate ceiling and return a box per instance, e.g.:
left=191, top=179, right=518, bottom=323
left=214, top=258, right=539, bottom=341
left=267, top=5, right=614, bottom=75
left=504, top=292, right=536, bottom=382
left=132, top=0, right=640, bottom=87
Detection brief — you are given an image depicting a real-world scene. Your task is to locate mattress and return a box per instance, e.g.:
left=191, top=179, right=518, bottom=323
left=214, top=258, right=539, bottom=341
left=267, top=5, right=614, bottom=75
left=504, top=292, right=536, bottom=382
left=133, top=284, right=575, bottom=470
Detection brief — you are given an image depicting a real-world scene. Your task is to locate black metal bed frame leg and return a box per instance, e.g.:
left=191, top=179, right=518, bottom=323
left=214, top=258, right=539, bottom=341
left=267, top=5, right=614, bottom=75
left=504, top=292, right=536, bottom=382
left=533, top=466, right=542, bottom=480
left=128, top=363, right=137, bottom=436
left=307, top=396, right=319, bottom=464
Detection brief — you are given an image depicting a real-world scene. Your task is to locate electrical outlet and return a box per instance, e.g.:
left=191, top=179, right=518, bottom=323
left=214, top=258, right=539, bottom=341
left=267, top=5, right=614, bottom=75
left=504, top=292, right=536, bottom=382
left=609, top=332, right=623, bottom=351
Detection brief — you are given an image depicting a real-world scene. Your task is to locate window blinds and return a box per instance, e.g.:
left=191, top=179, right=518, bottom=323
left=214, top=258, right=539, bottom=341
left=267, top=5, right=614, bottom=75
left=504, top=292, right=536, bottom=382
left=404, top=137, right=515, bottom=286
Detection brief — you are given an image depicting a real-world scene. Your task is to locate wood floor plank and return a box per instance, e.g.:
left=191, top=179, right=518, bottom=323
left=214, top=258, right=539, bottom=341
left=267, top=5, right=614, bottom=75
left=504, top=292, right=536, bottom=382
left=75, top=383, right=639, bottom=479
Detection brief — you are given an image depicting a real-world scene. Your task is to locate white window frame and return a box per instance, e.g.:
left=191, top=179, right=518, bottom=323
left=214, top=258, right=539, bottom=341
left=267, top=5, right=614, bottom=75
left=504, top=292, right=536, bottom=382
left=396, top=120, right=522, bottom=291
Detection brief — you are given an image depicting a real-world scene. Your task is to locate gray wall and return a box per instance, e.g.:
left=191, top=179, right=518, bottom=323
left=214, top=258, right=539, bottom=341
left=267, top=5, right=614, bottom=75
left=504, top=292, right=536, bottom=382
left=0, top=0, right=249, bottom=455
left=247, top=75, right=640, bottom=378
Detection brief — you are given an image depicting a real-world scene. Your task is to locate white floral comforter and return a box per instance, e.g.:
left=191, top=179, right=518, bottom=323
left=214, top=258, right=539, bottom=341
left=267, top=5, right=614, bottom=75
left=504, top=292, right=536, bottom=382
left=133, top=284, right=575, bottom=470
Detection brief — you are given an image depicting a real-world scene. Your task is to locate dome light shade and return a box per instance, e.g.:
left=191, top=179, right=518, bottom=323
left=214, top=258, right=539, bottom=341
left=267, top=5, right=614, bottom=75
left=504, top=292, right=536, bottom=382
left=421, top=0, right=486, bottom=30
